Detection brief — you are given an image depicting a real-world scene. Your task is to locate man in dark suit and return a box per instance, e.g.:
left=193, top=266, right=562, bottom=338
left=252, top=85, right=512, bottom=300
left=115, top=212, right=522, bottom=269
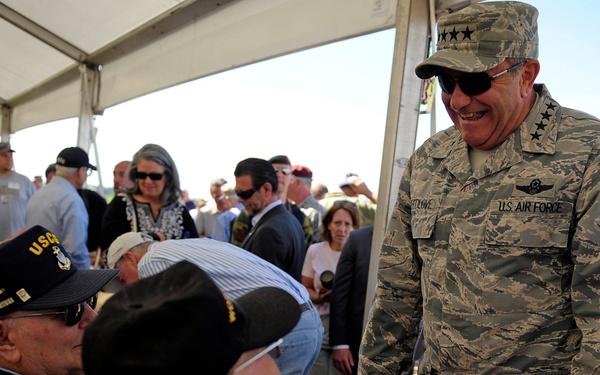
left=329, top=225, right=374, bottom=375
left=234, top=157, right=305, bottom=281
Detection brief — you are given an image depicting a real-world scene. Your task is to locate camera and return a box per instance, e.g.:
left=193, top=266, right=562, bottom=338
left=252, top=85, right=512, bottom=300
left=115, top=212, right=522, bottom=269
left=320, top=270, right=335, bottom=290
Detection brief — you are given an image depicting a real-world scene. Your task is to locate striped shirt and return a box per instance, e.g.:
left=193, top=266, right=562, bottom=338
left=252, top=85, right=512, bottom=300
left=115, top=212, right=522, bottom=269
left=137, top=238, right=310, bottom=304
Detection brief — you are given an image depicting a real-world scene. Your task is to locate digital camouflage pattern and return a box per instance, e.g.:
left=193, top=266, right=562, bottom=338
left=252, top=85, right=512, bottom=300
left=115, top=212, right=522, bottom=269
left=359, top=84, right=600, bottom=374
left=416, top=1, right=539, bottom=78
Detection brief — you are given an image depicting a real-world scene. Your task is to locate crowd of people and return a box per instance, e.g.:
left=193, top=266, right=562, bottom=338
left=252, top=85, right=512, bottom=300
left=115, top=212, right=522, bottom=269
left=1, top=1, right=599, bottom=374
left=1, top=139, right=378, bottom=374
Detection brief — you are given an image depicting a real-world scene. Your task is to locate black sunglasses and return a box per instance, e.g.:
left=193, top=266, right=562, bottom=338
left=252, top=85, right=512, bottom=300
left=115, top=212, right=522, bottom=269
left=436, top=61, right=526, bottom=96
left=6, top=294, right=97, bottom=327
left=235, top=186, right=260, bottom=200
left=136, top=171, right=165, bottom=181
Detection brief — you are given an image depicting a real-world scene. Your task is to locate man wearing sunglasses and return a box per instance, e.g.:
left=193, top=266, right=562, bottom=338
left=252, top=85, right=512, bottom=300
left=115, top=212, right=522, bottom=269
left=361, top=2, right=600, bottom=374
left=231, top=156, right=314, bottom=250
left=233, top=157, right=306, bottom=282
left=0, top=225, right=119, bottom=375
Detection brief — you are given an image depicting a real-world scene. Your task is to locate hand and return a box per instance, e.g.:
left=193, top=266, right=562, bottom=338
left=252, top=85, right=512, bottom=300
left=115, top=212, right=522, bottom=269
left=347, top=175, right=377, bottom=203
left=313, top=288, right=332, bottom=304
left=333, top=348, right=354, bottom=375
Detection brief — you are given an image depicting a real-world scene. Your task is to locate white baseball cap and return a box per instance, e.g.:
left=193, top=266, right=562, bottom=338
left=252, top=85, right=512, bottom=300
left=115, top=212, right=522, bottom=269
left=107, top=232, right=153, bottom=269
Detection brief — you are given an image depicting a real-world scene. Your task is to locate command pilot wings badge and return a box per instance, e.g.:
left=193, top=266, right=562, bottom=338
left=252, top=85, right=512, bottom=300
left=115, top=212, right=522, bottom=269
left=515, top=178, right=554, bottom=196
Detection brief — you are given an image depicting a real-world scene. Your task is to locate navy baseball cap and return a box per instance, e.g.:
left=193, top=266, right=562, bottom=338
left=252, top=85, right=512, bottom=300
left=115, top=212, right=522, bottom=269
left=0, top=226, right=119, bottom=316
left=56, top=147, right=97, bottom=170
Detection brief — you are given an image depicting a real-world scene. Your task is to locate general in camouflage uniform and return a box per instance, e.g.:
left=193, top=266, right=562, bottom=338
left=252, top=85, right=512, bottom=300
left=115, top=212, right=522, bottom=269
left=359, top=2, right=600, bottom=374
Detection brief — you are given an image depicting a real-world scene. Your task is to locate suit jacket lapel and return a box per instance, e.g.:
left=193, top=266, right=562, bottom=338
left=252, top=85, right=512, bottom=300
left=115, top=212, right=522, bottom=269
left=240, top=205, right=283, bottom=248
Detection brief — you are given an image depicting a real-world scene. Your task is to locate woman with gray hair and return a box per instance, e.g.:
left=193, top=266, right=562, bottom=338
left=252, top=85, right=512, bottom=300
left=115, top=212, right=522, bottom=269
left=99, top=144, right=198, bottom=255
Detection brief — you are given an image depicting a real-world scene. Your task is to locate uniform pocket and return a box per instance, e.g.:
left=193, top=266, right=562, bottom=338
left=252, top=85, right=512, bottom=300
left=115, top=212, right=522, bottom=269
left=478, top=199, right=573, bottom=314
left=411, top=197, right=440, bottom=239
left=485, top=199, right=572, bottom=248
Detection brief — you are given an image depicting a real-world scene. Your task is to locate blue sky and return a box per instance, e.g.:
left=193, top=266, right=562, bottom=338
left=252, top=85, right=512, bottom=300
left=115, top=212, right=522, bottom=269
left=11, top=1, right=600, bottom=201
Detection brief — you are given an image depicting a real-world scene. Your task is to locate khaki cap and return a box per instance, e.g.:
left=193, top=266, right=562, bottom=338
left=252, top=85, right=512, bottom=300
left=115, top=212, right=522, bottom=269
left=416, top=1, right=539, bottom=78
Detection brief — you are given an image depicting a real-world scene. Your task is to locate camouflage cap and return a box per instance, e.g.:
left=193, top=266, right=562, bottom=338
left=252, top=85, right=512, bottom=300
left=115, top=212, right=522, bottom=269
left=415, top=1, right=539, bottom=79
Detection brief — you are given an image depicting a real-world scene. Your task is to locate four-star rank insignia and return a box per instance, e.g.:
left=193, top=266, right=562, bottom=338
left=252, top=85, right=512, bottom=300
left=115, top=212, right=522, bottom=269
left=529, top=98, right=558, bottom=143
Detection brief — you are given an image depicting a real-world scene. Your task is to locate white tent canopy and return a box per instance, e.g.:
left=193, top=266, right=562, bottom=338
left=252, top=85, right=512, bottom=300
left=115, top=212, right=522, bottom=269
left=1, top=0, right=402, bottom=138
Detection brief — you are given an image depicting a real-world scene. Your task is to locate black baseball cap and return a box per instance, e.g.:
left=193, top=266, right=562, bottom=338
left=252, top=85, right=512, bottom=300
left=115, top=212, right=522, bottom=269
left=56, top=147, right=97, bottom=170
left=82, top=260, right=301, bottom=375
left=0, top=226, right=119, bottom=316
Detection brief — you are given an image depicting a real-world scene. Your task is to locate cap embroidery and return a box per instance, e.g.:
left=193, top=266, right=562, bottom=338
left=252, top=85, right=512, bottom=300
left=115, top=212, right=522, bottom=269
left=53, top=246, right=71, bottom=270
left=222, top=292, right=237, bottom=323
left=29, top=231, right=61, bottom=255
left=438, top=24, right=477, bottom=44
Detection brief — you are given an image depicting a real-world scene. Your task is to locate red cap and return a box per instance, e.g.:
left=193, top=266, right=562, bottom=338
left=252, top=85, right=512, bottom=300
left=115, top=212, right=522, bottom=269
left=292, top=165, right=313, bottom=178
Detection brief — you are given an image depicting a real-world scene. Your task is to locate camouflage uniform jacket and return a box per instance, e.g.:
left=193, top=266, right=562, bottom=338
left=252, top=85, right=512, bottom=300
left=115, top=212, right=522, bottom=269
left=297, top=193, right=325, bottom=243
left=360, top=84, right=600, bottom=375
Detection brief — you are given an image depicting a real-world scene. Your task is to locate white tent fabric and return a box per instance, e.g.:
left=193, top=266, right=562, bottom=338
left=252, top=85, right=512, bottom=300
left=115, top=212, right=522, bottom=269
left=0, top=0, right=398, bottom=136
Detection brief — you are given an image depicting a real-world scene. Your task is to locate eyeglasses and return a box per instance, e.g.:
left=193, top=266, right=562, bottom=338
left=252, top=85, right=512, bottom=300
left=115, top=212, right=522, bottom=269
left=79, top=167, right=94, bottom=176
left=235, top=186, right=259, bottom=200
left=436, top=61, right=527, bottom=96
left=273, top=167, right=291, bottom=176
left=4, top=294, right=97, bottom=327
left=232, top=338, right=283, bottom=373
left=135, top=171, right=165, bottom=181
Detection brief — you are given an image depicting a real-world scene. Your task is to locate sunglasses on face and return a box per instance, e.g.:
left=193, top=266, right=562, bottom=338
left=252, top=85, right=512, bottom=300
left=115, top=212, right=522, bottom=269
left=436, top=61, right=526, bottom=96
left=273, top=167, right=291, bottom=176
left=235, top=186, right=259, bottom=200
left=135, top=171, right=165, bottom=181
left=5, top=294, right=98, bottom=327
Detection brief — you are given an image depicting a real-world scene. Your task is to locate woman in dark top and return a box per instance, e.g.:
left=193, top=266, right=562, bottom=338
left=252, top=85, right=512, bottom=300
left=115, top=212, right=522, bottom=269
left=100, top=144, right=198, bottom=253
